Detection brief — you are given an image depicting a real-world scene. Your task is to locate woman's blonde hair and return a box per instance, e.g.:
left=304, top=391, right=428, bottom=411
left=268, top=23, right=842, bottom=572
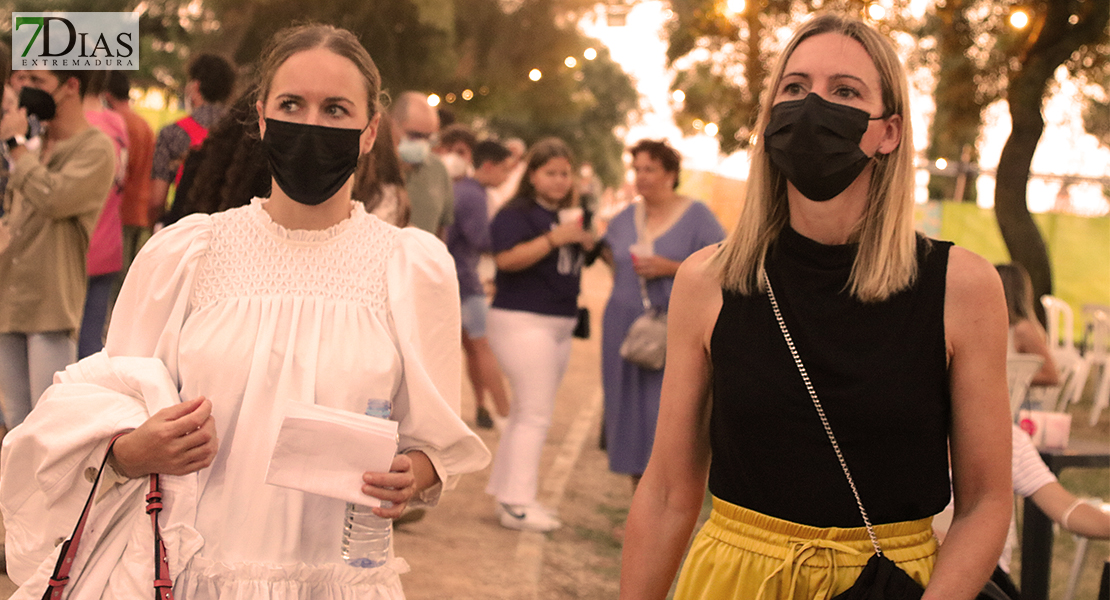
left=710, top=13, right=918, bottom=302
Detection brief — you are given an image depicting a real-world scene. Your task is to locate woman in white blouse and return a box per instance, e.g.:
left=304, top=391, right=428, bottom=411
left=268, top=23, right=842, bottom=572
left=4, top=24, right=488, bottom=600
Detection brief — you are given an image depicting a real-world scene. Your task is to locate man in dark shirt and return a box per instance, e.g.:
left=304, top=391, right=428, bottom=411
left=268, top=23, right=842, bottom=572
left=446, top=139, right=514, bottom=428
left=149, top=53, right=235, bottom=225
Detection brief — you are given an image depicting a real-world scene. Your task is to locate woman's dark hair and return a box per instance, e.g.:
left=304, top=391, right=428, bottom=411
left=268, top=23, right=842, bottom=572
left=353, top=112, right=409, bottom=225
left=508, top=137, right=576, bottom=210
left=0, top=41, right=10, bottom=89
left=188, top=53, right=236, bottom=104
left=179, top=90, right=270, bottom=217
left=629, top=138, right=681, bottom=189
left=996, top=263, right=1037, bottom=325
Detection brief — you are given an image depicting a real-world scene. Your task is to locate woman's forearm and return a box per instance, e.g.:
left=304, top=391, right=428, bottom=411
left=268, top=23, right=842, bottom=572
left=923, top=494, right=1011, bottom=600
left=619, top=479, right=703, bottom=599
left=495, top=234, right=554, bottom=272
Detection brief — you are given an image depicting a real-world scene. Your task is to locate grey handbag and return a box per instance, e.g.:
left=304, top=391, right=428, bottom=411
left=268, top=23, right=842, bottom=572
left=620, top=293, right=667, bottom=370
left=619, top=202, right=667, bottom=370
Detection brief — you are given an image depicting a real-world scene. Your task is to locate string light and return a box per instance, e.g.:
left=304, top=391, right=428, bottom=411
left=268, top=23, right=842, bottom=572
left=427, top=94, right=441, bottom=107
left=529, top=69, right=542, bottom=81
left=461, top=89, right=474, bottom=100
left=704, top=122, right=719, bottom=136
left=672, top=90, right=686, bottom=102
left=583, top=48, right=597, bottom=60
left=565, top=56, right=577, bottom=68
left=1010, top=9, right=1030, bottom=29
left=935, top=158, right=948, bottom=170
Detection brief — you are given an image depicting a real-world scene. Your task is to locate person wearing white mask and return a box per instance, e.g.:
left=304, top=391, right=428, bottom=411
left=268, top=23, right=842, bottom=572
left=390, top=91, right=453, bottom=238
left=435, top=124, right=477, bottom=182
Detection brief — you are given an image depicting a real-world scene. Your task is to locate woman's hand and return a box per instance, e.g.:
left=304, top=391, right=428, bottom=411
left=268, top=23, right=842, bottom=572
left=361, top=453, right=419, bottom=519
left=632, top=254, right=681, bottom=280
left=548, top=221, right=594, bottom=248
left=110, top=397, right=219, bottom=478
left=0, top=107, right=28, bottom=141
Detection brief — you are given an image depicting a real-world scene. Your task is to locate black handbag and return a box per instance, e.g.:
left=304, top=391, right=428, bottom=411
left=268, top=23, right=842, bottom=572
left=766, top=273, right=924, bottom=600
left=573, top=306, right=590, bottom=339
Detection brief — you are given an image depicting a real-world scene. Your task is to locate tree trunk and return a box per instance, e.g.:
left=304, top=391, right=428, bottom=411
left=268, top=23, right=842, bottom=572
left=993, top=0, right=1109, bottom=323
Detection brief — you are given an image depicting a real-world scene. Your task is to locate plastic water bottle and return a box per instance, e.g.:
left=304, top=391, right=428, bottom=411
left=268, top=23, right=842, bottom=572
left=340, top=398, right=392, bottom=568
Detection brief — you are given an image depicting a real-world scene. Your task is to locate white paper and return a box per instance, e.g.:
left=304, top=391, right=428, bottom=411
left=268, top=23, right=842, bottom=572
left=265, top=401, right=399, bottom=507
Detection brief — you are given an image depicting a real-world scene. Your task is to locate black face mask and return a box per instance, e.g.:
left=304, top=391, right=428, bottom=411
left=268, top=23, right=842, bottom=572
left=18, top=86, right=57, bottom=121
left=764, top=93, right=886, bottom=202
left=261, top=118, right=363, bottom=206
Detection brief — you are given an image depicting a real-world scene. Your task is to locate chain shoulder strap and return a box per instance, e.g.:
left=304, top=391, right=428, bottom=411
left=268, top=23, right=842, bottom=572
left=763, top=271, right=883, bottom=556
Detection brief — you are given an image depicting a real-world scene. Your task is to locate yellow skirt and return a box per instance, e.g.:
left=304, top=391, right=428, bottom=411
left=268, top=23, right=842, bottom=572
left=674, top=497, right=938, bottom=600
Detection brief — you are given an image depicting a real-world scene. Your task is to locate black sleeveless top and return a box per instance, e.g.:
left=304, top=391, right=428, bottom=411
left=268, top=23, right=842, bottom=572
left=709, top=227, right=953, bottom=527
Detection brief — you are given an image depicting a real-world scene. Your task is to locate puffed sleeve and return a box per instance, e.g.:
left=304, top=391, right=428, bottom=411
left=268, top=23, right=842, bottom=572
left=104, top=214, right=212, bottom=381
left=387, top=228, right=490, bottom=506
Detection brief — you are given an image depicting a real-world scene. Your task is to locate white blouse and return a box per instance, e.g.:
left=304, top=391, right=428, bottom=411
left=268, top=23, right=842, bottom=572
left=105, top=198, right=489, bottom=599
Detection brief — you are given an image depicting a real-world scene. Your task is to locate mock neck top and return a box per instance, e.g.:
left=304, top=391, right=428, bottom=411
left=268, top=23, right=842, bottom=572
left=708, top=226, right=953, bottom=527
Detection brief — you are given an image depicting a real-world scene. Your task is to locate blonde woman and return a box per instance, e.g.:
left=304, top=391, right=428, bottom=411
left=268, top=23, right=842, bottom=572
left=619, top=13, right=1011, bottom=600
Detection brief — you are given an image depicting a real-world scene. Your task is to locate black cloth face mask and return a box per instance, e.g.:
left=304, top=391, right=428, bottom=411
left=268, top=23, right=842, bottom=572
left=764, top=92, right=886, bottom=202
left=261, top=118, right=363, bottom=206
left=18, top=86, right=57, bottom=121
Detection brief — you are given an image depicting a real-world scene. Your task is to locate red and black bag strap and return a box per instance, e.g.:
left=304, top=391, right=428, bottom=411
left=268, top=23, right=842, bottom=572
left=43, top=432, right=174, bottom=600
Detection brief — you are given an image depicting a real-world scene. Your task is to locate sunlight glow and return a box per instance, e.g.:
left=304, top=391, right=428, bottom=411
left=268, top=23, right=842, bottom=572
left=723, top=0, right=746, bottom=17
left=1010, top=10, right=1030, bottom=29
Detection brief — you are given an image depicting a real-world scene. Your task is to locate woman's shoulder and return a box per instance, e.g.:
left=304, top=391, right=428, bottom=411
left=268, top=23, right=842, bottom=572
left=945, top=245, right=1000, bottom=297
left=388, top=227, right=458, bottom=294
left=139, top=213, right=214, bottom=263
left=675, top=245, right=723, bottom=290
left=393, top=227, right=454, bottom=267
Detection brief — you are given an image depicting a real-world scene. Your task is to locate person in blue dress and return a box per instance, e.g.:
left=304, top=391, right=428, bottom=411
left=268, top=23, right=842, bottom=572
left=601, top=139, right=724, bottom=488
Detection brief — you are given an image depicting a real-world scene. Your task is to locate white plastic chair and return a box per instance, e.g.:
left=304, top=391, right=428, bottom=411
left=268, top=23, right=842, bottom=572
left=1062, top=498, right=1110, bottom=600
left=1007, top=353, right=1044, bottom=419
left=1041, top=295, right=1091, bottom=412
left=1082, top=305, right=1110, bottom=427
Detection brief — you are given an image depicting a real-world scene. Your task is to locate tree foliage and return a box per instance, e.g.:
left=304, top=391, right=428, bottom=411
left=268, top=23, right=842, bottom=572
left=993, top=0, right=1108, bottom=318
left=663, top=0, right=871, bottom=153
left=2, top=0, right=638, bottom=187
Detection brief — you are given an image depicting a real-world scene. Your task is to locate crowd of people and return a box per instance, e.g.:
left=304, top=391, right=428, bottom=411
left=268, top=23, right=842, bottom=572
left=0, top=11, right=1105, bottom=600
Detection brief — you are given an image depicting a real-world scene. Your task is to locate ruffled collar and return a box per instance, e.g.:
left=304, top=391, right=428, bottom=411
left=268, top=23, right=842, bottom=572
left=248, top=197, right=366, bottom=243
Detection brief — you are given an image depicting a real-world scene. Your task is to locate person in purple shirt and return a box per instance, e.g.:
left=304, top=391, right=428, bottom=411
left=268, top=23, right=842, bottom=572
left=446, top=139, right=514, bottom=429
left=484, top=138, right=596, bottom=532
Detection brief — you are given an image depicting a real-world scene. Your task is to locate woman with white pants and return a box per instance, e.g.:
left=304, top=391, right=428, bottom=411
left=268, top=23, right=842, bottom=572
left=485, top=138, right=594, bottom=532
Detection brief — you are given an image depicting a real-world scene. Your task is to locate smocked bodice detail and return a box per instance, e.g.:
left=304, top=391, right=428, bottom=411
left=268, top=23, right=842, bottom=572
left=192, top=199, right=397, bottom=309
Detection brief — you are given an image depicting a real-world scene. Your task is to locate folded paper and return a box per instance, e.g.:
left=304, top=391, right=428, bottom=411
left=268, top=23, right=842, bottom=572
left=266, top=401, right=399, bottom=507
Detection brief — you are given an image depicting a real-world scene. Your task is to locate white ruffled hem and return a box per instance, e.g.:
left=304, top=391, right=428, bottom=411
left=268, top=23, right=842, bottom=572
left=175, top=555, right=410, bottom=600
left=249, top=197, right=367, bottom=243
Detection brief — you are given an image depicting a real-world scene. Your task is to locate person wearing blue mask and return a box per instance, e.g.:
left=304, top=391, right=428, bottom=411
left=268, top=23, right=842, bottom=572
left=619, top=13, right=1012, bottom=600
left=390, top=90, right=454, bottom=238
left=1, top=24, right=489, bottom=599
